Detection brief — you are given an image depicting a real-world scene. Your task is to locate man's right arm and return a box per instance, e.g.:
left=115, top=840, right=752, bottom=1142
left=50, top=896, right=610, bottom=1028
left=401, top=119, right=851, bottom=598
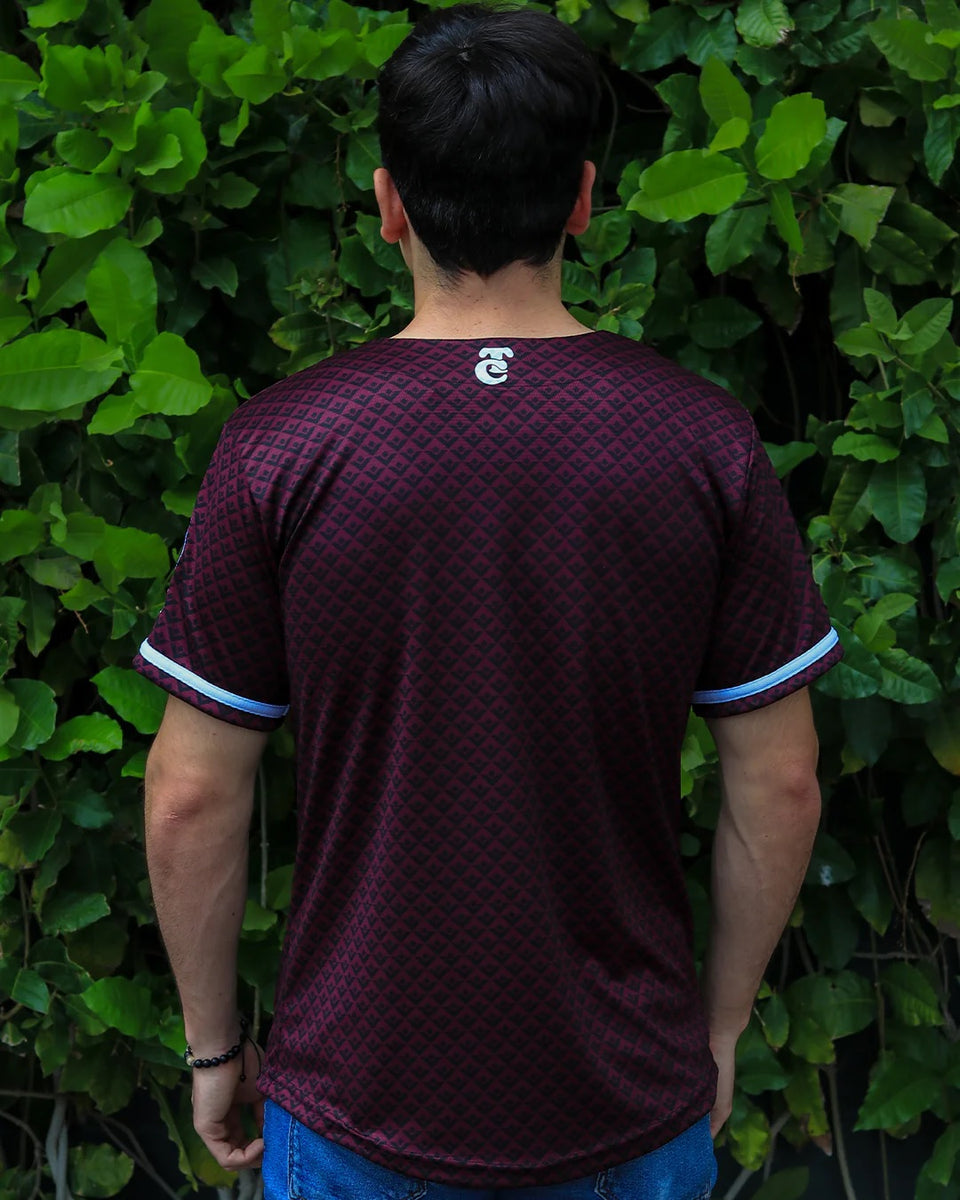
left=703, top=686, right=822, bottom=1136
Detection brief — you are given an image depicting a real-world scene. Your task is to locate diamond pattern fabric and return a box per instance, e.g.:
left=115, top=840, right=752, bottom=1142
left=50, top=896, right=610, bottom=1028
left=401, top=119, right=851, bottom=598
left=134, top=331, right=841, bottom=1187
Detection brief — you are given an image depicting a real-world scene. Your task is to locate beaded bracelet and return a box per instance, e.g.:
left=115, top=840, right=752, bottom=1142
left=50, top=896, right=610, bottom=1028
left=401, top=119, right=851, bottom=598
left=184, top=1017, right=249, bottom=1071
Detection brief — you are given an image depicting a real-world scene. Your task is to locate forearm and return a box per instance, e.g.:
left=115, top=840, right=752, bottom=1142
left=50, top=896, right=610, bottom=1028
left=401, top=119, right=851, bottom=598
left=702, top=778, right=820, bottom=1042
left=145, top=772, right=253, bottom=1052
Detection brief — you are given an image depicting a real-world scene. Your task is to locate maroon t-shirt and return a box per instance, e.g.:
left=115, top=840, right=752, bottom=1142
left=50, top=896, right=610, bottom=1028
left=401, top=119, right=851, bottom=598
left=134, top=332, right=840, bottom=1186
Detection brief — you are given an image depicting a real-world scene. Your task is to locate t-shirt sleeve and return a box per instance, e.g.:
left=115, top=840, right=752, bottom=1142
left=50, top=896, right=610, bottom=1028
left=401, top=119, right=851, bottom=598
left=692, top=425, right=842, bottom=718
left=132, top=422, right=289, bottom=732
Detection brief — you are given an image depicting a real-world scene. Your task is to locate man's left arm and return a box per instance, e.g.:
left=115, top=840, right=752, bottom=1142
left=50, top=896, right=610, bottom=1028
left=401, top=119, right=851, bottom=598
left=145, top=695, right=268, bottom=1169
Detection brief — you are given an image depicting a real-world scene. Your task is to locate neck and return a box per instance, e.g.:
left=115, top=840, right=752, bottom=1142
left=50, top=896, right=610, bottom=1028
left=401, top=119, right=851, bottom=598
left=393, top=251, right=592, bottom=340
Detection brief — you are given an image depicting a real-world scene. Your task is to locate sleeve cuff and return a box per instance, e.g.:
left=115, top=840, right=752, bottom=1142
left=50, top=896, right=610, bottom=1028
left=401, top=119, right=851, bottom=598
left=134, top=640, right=289, bottom=732
left=692, top=628, right=842, bottom=718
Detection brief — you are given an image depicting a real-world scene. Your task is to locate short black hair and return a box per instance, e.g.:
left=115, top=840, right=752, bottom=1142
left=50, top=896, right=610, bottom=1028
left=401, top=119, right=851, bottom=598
left=377, top=5, right=601, bottom=278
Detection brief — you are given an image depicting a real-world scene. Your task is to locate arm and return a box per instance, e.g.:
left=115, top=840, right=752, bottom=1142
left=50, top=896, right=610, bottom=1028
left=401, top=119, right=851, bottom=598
left=703, top=687, right=822, bottom=1136
left=145, top=695, right=268, bottom=1169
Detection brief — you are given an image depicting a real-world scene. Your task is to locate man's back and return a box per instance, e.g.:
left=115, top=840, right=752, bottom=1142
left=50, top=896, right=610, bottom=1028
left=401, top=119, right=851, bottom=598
left=136, top=330, right=839, bottom=1185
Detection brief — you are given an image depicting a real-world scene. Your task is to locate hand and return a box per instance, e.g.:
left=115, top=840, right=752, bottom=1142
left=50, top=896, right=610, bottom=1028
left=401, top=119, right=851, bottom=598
left=191, top=1041, right=266, bottom=1170
left=708, top=1032, right=737, bottom=1138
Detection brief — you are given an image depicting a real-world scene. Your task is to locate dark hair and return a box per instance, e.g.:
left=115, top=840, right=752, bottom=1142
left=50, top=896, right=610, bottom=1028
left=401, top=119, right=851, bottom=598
left=377, top=5, right=601, bottom=278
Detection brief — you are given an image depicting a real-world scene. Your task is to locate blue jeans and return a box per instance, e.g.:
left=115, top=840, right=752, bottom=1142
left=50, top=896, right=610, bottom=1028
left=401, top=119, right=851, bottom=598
left=261, top=1100, right=716, bottom=1200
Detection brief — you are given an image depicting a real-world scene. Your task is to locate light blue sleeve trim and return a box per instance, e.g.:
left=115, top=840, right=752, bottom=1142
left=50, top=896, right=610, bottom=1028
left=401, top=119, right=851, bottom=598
left=138, top=639, right=289, bottom=720
left=693, top=628, right=840, bottom=705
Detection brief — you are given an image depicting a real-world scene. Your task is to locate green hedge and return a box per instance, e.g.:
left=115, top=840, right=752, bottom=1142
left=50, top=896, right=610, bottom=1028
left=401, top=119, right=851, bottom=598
left=0, top=0, right=959, bottom=1196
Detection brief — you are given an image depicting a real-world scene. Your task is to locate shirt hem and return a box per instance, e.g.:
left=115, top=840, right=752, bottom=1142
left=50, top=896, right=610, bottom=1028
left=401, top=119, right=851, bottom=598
left=257, top=1073, right=715, bottom=1187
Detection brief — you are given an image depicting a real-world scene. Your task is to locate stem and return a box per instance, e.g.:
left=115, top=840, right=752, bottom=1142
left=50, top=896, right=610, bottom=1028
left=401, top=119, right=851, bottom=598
left=827, top=1064, right=858, bottom=1200
left=44, top=1094, right=73, bottom=1200
left=0, top=1110, right=43, bottom=1200
left=598, top=67, right=619, bottom=185
left=97, top=1116, right=183, bottom=1200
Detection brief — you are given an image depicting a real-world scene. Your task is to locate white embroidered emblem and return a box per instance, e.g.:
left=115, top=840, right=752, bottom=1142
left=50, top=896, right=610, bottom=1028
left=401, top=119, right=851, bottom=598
left=474, top=346, right=514, bottom=385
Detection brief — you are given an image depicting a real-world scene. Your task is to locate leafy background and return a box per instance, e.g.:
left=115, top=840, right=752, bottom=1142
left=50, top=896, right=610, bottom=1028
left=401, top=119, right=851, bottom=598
left=0, top=0, right=959, bottom=1197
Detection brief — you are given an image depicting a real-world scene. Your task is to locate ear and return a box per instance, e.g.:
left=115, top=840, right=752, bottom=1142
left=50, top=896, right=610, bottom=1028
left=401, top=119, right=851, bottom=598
left=374, top=167, right=408, bottom=245
left=565, top=160, right=596, bottom=237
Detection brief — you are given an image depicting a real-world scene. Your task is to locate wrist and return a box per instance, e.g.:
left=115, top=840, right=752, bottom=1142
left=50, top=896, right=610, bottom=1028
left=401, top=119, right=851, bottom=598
left=184, top=1015, right=248, bottom=1063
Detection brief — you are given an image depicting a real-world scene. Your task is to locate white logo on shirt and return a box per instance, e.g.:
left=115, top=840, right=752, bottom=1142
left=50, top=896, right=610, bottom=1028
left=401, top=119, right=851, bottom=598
left=474, top=346, right=514, bottom=385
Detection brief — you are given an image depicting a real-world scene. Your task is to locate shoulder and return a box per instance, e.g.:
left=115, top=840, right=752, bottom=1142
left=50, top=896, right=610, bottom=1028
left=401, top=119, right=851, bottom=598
left=593, top=333, right=755, bottom=436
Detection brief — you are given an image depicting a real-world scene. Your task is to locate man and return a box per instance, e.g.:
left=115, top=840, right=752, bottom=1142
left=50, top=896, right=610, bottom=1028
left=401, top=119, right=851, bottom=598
left=136, top=6, right=842, bottom=1198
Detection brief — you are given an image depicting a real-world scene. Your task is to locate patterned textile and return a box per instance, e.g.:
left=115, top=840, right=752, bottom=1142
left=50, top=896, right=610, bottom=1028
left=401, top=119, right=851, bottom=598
left=135, top=332, right=841, bottom=1186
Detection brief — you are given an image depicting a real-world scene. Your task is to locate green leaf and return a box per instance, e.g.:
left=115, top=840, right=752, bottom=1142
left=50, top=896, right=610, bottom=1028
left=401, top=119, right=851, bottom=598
left=6, top=680, right=57, bottom=751
left=242, top=899, right=278, bottom=932
left=0, top=295, right=31, bottom=349
left=138, top=109, right=207, bottom=195
left=763, top=440, right=816, bottom=477
left=0, top=51, right=41, bottom=102
left=767, top=182, right=803, bottom=253
left=925, top=106, right=960, bottom=183
left=68, top=1145, right=134, bottom=1198
left=27, top=0, right=87, bottom=27
left=60, top=785, right=113, bottom=830
left=704, top=205, right=767, bottom=274
left=735, top=1020, right=790, bottom=1092
left=756, top=94, right=827, bottom=180
left=699, top=56, right=752, bottom=125
left=787, top=971, right=874, bottom=1064
left=8, top=807, right=61, bottom=863
left=136, top=0, right=212, bottom=80
left=689, top=296, right=761, bottom=348
left=23, top=170, right=132, bottom=238
left=881, top=963, right=943, bottom=1027
left=900, top=298, right=953, bottom=356
left=806, top=831, right=856, bottom=886
left=827, top=184, right=895, bottom=251
left=927, top=705, right=960, bottom=774
left=220, top=100, right=249, bottom=148
left=709, top=117, right=749, bottom=152
left=832, top=431, right=898, bottom=461
left=877, top=649, right=942, bottom=704
left=868, top=457, right=927, bottom=543
left=92, top=666, right=166, bottom=735
left=736, top=0, right=795, bottom=47
left=0, top=330, right=122, bottom=414
left=814, top=625, right=881, bottom=699
left=363, top=23, right=412, bottom=69
left=0, top=510, right=45, bottom=561
left=848, top=845, right=893, bottom=934
left=222, top=44, right=286, bottom=104
left=265, top=863, right=293, bottom=910
left=751, top=1168, right=810, bottom=1200
left=925, top=1124, right=960, bottom=1187
left=35, top=230, right=115, bottom=317
left=41, top=889, right=110, bottom=935
left=80, top=976, right=159, bottom=1038
left=94, top=524, right=169, bottom=591
left=868, top=16, right=951, bottom=81
left=624, top=6, right=690, bottom=71
left=85, top=239, right=157, bottom=349
left=856, top=1053, right=941, bottom=1129
left=631, top=151, right=747, bottom=222
left=864, top=287, right=898, bottom=334
left=865, top=227, right=930, bottom=286
left=916, top=838, right=960, bottom=931
left=688, top=13, right=739, bottom=67
left=289, top=26, right=358, bottom=80
left=40, top=714, right=123, bottom=760
left=192, top=257, right=239, bottom=297
left=0, top=686, right=18, bottom=747
left=11, top=967, right=51, bottom=1014
left=129, top=332, right=214, bottom=417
